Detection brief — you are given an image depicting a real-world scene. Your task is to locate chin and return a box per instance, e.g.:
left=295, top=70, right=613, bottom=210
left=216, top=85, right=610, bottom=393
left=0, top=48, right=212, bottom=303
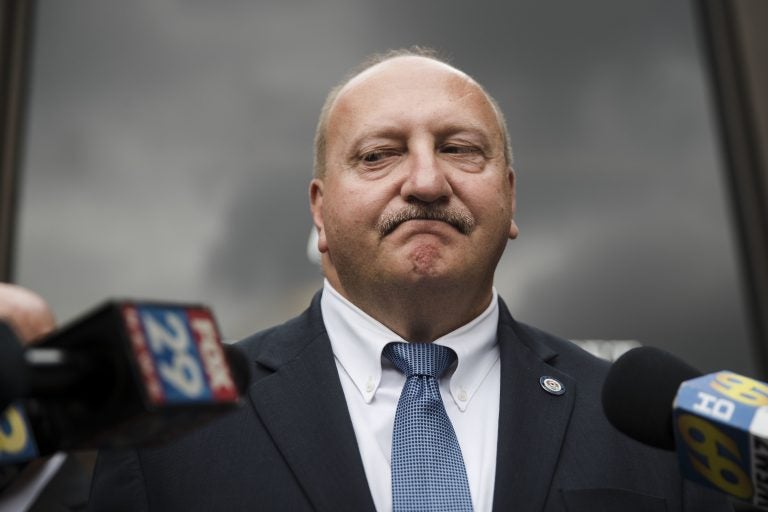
left=409, top=244, right=440, bottom=269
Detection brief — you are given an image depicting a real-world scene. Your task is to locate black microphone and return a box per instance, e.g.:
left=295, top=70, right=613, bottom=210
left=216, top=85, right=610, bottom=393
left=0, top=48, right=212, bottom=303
left=602, top=346, right=701, bottom=450
left=0, top=322, right=27, bottom=411
left=603, top=346, right=768, bottom=508
left=0, top=300, right=250, bottom=464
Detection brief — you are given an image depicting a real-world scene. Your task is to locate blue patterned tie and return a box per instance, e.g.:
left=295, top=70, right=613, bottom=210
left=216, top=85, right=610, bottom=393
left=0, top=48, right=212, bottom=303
left=383, top=342, right=473, bottom=512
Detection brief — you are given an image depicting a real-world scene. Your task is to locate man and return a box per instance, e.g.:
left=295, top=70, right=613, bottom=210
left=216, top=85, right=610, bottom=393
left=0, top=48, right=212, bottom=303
left=88, top=49, right=731, bottom=511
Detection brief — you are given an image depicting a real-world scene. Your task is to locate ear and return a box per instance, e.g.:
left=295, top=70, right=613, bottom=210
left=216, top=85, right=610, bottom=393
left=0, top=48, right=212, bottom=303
left=309, top=178, right=329, bottom=253
left=508, top=168, right=519, bottom=240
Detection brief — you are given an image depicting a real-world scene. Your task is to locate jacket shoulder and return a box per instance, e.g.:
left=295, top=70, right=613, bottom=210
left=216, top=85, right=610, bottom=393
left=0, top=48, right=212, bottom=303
left=235, top=291, right=326, bottom=371
left=503, top=314, right=611, bottom=379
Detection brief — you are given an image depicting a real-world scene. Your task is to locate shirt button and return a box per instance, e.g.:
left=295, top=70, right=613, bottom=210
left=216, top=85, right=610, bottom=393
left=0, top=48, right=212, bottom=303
left=458, top=389, right=468, bottom=402
left=365, top=377, right=374, bottom=393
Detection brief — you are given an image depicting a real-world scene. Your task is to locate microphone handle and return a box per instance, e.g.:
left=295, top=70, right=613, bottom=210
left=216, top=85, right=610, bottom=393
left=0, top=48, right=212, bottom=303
left=24, top=348, right=100, bottom=399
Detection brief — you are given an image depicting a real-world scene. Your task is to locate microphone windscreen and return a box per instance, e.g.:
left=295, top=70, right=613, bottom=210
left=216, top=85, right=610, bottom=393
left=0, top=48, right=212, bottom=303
left=602, top=346, right=701, bottom=450
left=0, top=322, right=27, bottom=410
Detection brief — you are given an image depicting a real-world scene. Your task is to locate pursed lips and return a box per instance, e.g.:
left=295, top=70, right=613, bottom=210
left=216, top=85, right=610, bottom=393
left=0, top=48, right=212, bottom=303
left=391, top=217, right=463, bottom=236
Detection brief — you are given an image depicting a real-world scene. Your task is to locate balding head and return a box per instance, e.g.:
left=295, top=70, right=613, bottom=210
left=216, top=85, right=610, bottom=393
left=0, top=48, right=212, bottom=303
left=313, top=48, right=513, bottom=178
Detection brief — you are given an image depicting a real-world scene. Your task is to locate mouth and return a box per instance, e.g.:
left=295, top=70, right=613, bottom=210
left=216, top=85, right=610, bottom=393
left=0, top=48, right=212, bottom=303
left=377, top=206, right=475, bottom=237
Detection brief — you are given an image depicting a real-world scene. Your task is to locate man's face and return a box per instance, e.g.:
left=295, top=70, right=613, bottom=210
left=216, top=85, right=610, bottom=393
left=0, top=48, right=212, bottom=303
left=310, top=56, right=518, bottom=302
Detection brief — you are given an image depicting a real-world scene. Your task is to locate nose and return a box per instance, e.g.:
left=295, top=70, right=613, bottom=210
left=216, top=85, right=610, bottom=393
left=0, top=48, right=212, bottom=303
left=400, top=147, right=452, bottom=204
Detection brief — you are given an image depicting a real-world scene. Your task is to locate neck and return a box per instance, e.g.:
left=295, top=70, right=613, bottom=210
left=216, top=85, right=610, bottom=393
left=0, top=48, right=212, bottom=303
left=327, top=275, right=493, bottom=342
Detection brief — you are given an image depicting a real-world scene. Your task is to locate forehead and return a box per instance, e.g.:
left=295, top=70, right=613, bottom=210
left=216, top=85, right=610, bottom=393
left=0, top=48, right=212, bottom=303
left=326, top=57, right=501, bottom=145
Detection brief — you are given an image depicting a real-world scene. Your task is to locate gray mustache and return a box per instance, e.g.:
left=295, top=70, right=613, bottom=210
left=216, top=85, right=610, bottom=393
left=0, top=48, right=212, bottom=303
left=376, top=204, right=475, bottom=236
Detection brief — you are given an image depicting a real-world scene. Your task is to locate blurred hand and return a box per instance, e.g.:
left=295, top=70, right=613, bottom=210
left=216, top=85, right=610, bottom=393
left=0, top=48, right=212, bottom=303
left=0, top=283, right=55, bottom=344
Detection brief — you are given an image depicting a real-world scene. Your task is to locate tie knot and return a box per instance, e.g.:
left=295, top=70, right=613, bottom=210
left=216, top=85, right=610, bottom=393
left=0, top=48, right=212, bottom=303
left=383, top=342, right=456, bottom=379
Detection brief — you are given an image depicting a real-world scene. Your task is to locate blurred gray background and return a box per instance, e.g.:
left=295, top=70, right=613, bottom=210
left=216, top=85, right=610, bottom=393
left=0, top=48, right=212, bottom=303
left=14, top=0, right=755, bottom=374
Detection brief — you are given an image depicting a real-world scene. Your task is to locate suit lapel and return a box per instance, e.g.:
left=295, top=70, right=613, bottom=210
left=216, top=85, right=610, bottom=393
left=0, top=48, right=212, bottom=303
left=247, top=304, right=376, bottom=512
left=245, top=294, right=575, bottom=511
left=492, top=308, right=576, bottom=512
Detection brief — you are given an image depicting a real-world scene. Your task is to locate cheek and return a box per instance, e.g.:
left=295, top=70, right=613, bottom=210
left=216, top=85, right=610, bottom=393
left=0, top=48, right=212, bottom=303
left=323, top=198, right=373, bottom=240
left=327, top=181, right=392, bottom=222
left=460, top=179, right=512, bottom=220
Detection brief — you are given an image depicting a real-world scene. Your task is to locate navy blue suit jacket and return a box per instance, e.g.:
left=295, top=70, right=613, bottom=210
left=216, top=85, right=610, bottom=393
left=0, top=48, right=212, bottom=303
left=88, top=293, right=732, bottom=511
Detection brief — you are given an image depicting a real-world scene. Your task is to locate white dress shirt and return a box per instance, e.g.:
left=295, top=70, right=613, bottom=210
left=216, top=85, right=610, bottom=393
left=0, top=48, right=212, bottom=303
left=321, top=280, right=500, bottom=512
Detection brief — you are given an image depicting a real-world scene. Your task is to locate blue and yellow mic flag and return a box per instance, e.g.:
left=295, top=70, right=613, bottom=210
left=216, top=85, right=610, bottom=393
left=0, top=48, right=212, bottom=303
left=674, top=372, right=768, bottom=508
left=0, top=402, right=38, bottom=464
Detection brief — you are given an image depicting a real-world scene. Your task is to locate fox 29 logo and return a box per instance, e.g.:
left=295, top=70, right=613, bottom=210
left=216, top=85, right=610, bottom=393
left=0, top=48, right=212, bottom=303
left=123, top=304, right=237, bottom=406
left=0, top=403, right=38, bottom=464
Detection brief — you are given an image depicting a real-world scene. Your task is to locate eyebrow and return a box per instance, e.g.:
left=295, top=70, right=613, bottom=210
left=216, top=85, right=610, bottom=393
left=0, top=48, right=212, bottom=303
left=349, top=123, right=496, bottom=151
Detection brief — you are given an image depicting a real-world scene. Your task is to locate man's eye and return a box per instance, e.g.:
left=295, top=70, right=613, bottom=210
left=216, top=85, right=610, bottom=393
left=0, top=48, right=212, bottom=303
left=442, top=145, right=479, bottom=155
left=361, top=150, right=396, bottom=163
left=363, top=152, right=384, bottom=162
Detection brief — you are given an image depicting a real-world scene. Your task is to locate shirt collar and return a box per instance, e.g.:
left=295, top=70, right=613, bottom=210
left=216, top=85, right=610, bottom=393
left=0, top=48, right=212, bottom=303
left=321, top=279, right=499, bottom=412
